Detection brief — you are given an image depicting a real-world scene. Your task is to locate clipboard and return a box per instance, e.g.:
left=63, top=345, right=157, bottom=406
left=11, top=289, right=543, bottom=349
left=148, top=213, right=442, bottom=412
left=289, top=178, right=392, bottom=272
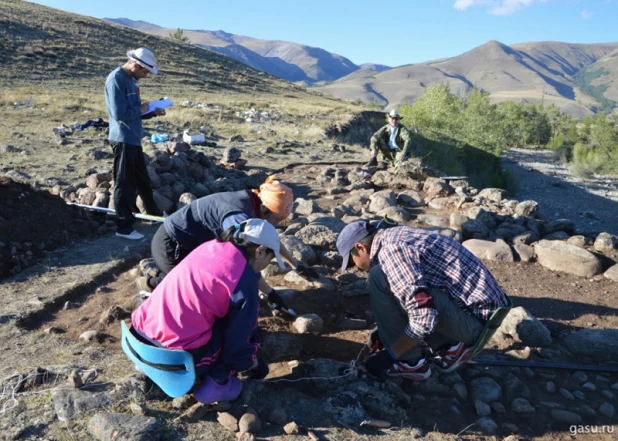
left=142, top=97, right=173, bottom=115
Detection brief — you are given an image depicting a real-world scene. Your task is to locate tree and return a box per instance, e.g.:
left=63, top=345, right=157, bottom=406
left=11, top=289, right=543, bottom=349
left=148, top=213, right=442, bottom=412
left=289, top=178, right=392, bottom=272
left=169, top=28, right=190, bottom=43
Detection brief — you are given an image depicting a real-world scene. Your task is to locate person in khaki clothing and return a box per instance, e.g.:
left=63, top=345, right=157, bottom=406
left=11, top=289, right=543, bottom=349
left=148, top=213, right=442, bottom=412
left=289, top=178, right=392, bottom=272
left=365, top=109, right=413, bottom=167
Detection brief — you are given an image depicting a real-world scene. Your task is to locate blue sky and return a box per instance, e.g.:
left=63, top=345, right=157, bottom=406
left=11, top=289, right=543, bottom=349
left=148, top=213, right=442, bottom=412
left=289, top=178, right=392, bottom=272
left=31, top=0, right=618, bottom=67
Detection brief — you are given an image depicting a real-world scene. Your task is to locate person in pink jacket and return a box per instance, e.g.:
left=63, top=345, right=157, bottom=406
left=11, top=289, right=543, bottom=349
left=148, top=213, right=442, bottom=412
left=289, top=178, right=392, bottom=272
left=130, top=218, right=284, bottom=404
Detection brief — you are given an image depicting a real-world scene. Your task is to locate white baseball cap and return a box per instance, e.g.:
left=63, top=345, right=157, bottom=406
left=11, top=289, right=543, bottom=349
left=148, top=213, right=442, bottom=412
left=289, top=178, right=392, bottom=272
left=237, top=219, right=285, bottom=268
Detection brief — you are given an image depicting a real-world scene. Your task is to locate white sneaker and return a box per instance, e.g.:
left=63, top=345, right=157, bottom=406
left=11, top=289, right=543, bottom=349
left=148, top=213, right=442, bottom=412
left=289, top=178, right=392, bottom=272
left=116, top=230, right=144, bottom=240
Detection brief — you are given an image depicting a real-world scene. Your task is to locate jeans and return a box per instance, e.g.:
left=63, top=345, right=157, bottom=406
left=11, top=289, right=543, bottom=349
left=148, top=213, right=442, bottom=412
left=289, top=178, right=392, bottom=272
left=368, top=265, right=484, bottom=363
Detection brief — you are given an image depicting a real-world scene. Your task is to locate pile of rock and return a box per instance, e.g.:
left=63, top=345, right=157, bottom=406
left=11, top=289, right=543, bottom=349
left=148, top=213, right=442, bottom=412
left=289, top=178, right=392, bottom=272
left=52, top=141, right=265, bottom=215
left=236, top=108, right=278, bottom=123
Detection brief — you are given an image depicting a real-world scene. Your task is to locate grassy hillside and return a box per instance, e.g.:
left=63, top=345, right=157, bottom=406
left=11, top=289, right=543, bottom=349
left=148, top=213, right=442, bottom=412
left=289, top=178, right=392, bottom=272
left=105, top=18, right=360, bottom=83
left=0, top=0, right=368, bottom=188
left=316, top=40, right=618, bottom=117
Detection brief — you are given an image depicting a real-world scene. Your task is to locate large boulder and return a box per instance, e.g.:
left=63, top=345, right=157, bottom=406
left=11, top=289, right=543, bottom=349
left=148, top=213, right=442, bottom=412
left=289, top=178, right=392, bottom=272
left=423, top=178, right=454, bottom=200
left=604, top=264, right=618, bottom=282
left=533, top=240, right=602, bottom=278
left=376, top=206, right=412, bottom=223
left=294, top=198, right=318, bottom=216
left=88, top=412, right=165, bottom=441
left=279, top=236, right=317, bottom=265
left=463, top=239, right=513, bottom=262
left=369, top=190, right=396, bottom=213
left=477, top=188, right=507, bottom=203
left=563, top=329, right=618, bottom=362
left=515, top=201, right=539, bottom=217
left=495, top=307, right=552, bottom=347
left=594, top=232, right=618, bottom=251
left=396, top=190, right=425, bottom=207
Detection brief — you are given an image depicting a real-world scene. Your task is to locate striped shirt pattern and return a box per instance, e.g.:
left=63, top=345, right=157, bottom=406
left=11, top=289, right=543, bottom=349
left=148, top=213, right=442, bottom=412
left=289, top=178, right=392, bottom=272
left=370, top=227, right=508, bottom=341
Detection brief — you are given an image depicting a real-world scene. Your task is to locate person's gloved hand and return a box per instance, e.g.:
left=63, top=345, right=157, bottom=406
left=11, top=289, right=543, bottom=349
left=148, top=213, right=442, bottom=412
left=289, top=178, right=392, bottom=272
left=366, top=327, right=383, bottom=354
left=295, top=263, right=319, bottom=279
left=248, top=357, right=269, bottom=380
left=365, top=349, right=396, bottom=379
left=265, top=289, right=289, bottom=311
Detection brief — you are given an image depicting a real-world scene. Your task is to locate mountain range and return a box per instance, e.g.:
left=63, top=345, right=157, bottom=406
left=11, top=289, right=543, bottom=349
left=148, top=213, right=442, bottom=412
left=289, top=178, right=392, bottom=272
left=103, top=19, right=618, bottom=117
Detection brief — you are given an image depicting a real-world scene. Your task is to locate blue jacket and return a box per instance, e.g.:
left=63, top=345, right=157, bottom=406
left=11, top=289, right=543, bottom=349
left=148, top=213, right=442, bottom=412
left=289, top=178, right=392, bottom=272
left=105, top=67, right=143, bottom=146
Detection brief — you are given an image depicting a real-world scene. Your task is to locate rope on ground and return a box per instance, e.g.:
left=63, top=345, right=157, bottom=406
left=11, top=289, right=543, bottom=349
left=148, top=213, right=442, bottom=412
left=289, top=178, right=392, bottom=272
left=0, top=368, right=108, bottom=416
left=264, top=346, right=366, bottom=383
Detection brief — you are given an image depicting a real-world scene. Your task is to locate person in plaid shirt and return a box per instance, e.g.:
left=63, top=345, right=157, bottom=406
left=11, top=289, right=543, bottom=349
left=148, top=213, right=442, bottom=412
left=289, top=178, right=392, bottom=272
left=336, top=220, right=509, bottom=381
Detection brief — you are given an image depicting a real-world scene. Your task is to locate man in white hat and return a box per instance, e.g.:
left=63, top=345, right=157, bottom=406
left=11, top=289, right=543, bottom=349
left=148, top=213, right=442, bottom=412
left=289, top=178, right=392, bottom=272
left=365, top=109, right=413, bottom=168
left=105, top=48, right=166, bottom=240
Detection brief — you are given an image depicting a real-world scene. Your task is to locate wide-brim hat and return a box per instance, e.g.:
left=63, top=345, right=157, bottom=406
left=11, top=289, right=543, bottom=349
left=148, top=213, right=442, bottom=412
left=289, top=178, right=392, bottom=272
left=127, top=48, right=158, bottom=75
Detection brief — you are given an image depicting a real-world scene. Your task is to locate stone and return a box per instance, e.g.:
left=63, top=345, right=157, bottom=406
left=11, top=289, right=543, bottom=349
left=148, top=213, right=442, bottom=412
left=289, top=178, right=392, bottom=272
left=369, top=190, right=396, bottom=212
left=476, top=417, right=498, bottom=434
left=462, top=239, right=513, bottom=262
left=512, top=231, right=540, bottom=246
left=418, top=214, right=450, bottom=228
left=564, top=329, right=618, bottom=362
left=550, top=409, right=582, bottom=424
left=534, top=240, right=602, bottom=277
left=453, top=383, right=468, bottom=401
left=546, top=219, right=575, bottom=234
left=99, top=305, right=129, bottom=325
left=475, top=400, right=491, bottom=416
left=594, top=232, right=617, bottom=251
left=515, top=200, right=538, bottom=217
left=423, top=178, right=454, bottom=200
left=546, top=382, right=556, bottom=393
left=567, top=235, right=590, bottom=248
left=339, top=318, right=367, bottom=329
left=52, top=389, right=113, bottom=422
left=218, top=412, right=239, bottom=432
left=490, top=402, right=506, bottom=413
left=294, top=314, right=324, bottom=333
left=397, top=190, right=424, bottom=207
left=295, top=223, right=341, bottom=249
left=172, top=395, right=196, bottom=410
left=428, top=196, right=459, bottom=210
left=602, top=390, right=614, bottom=399
left=573, top=390, right=585, bottom=400
left=294, top=198, right=317, bottom=216
left=582, top=382, right=596, bottom=391
left=129, top=402, right=147, bottom=416
left=279, top=236, right=317, bottom=265
left=88, top=412, right=165, bottom=441
left=599, top=402, right=615, bottom=418
left=559, top=388, right=575, bottom=400
left=79, top=330, right=100, bottom=342
left=283, top=421, right=300, bottom=435
left=236, top=433, right=255, bottom=441
left=376, top=206, right=412, bottom=223
left=495, top=307, right=552, bottom=347
left=513, top=244, right=535, bottom=262
left=604, top=264, right=618, bottom=282
left=511, top=398, right=535, bottom=413
left=467, top=207, right=497, bottom=229
left=461, top=219, right=489, bottom=239
left=239, top=413, right=261, bottom=433
left=267, top=407, right=288, bottom=425
left=341, top=280, right=368, bottom=297
left=469, top=377, right=502, bottom=403
left=478, top=188, right=507, bottom=202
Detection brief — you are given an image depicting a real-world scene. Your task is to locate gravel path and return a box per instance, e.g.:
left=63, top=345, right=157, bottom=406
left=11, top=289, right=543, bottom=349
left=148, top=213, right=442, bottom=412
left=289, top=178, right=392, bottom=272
left=503, top=148, right=618, bottom=235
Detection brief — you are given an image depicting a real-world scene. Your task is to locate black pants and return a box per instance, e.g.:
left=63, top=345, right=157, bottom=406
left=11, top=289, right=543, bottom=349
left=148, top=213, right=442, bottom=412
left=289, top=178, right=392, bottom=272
left=150, top=224, right=191, bottom=289
left=112, top=142, right=161, bottom=234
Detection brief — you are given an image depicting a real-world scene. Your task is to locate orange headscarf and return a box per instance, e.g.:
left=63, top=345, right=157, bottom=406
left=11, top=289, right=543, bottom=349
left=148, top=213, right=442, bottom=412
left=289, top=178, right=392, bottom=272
left=253, top=175, right=294, bottom=219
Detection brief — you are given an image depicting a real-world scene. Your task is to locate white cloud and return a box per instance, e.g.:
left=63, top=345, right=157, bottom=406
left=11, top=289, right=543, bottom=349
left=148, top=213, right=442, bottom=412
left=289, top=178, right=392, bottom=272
left=581, top=9, right=593, bottom=19
left=453, top=0, right=546, bottom=15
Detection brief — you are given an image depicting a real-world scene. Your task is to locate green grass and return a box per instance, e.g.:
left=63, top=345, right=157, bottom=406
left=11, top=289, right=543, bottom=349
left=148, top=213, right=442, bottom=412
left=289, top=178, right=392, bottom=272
left=573, top=67, right=616, bottom=113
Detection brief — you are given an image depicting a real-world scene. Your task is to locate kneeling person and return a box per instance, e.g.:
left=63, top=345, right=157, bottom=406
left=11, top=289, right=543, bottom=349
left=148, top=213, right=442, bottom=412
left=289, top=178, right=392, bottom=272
left=336, top=221, right=509, bottom=380
left=129, top=219, right=282, bottom=403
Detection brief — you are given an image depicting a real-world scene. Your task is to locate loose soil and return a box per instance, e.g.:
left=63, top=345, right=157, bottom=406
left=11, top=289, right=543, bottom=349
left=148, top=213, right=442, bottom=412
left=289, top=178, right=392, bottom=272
left=0, top=176, right=101, bottom=278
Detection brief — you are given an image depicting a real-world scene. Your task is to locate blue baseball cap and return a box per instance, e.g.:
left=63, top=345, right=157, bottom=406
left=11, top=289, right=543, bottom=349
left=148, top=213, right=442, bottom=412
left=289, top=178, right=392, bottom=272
left=336, top=220, right=372, bottom=272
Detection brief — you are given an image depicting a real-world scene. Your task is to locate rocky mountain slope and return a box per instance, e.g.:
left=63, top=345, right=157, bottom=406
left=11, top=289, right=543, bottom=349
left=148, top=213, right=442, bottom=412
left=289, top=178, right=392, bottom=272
left=105, top=18, right=360, bottom=83
left=317, top=40, right=618, bottom=117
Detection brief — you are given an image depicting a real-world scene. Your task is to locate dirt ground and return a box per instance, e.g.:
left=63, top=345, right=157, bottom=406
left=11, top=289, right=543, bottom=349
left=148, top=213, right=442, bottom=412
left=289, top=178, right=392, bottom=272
left=1, top=161, right=618, bottom=440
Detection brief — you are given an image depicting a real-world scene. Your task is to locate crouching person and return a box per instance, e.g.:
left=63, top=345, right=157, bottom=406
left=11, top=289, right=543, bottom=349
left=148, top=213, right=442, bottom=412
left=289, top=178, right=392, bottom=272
left=125, top=219, right=283, bottom=403
left=336, top=220, right=509, bottom=381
